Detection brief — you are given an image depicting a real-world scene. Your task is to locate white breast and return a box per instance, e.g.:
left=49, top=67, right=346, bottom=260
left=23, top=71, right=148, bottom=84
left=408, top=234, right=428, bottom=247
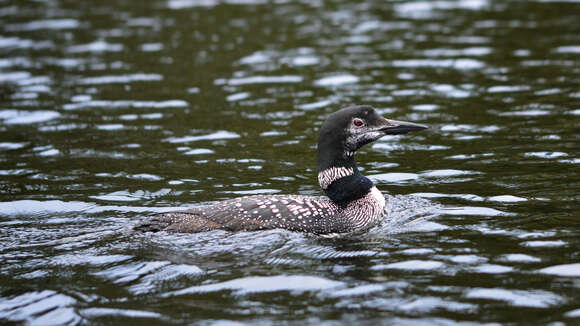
left=369, top=186, right=386, bottom=211
left=345, top=186, right=387, bottom=230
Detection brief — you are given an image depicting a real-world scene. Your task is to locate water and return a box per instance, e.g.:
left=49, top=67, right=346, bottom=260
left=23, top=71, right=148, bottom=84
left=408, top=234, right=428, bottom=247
left=1, top=0, right=579, bottom=324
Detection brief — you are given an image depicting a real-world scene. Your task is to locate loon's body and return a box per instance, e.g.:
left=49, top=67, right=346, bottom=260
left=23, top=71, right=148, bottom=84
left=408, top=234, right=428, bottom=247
left=134, top=105, right=426, bottom=235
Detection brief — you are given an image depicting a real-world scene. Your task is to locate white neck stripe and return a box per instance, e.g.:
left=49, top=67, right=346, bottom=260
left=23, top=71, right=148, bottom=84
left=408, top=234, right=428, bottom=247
left=318, top=166, right=354, bottom=190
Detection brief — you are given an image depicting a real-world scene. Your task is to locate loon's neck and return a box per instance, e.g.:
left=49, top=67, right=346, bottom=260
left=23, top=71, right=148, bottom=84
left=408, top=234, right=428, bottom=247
left=317, top=138, right=373, bottom=207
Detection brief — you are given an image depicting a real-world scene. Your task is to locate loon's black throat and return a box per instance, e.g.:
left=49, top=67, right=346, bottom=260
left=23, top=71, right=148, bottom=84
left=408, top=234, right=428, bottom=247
left=322, top=171, right=373, bottom=208
left=134, top=105, right=427, bottom=235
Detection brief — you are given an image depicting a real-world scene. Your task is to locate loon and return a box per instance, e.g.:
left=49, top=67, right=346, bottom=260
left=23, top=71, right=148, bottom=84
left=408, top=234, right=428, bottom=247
left=134, top=105, right=427, bottom=235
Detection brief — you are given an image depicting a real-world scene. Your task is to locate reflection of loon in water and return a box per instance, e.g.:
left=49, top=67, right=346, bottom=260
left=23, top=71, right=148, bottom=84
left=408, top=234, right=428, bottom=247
left=134, top=105, right=427, bottom=235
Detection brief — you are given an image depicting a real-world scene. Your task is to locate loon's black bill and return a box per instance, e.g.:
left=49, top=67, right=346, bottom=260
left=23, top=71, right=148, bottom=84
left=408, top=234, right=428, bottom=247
left=381, top=119, right=428, bottom=135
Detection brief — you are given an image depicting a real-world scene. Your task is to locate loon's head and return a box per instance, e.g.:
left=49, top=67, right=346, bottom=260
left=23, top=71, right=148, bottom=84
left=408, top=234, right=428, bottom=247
left=317, top=105, right=427, bottom=172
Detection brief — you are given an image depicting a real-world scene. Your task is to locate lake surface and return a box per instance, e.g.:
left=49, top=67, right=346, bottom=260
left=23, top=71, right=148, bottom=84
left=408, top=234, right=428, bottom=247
left=1, top=0, right=579, bottom=325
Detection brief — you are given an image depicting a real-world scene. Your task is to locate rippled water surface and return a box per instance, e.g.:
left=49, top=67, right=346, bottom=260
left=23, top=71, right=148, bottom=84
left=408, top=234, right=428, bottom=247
left=1, top=0, right=579, bottom=325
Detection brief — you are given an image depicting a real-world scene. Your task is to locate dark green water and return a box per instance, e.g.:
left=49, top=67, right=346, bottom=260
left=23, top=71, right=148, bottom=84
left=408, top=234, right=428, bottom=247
left=1, top=0, right=579, bottom=325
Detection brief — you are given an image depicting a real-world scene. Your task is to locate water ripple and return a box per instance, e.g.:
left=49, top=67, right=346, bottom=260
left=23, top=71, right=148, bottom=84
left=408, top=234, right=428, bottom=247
left=80, top=308, right=161, bottom=319
left=538, top=263, right=580, bottom=277
left=164, top=275, right=344, bottom=297
left=5, top=19, right=80, bottom=31
left=372, top=260, right=446, bottom=271
left=164, top=130, right=240, bottom=143
left=314, top=74, right=360, bottom=87
left=216, top=75, right=303, bottom=86
left=0, top=290, right=80, bottom=325
left=0, top=109, right=60, bottom=125
left=63, top=99, right=188, bottom=110
left=79, top=73, right=163, bottom=85
left=464, top=288, right=564, bottom=308
left=391, top=59, right=485, bottom=70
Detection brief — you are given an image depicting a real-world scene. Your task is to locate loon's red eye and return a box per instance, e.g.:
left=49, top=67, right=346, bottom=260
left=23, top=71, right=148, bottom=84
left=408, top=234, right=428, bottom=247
left=353, top=118, right=364, bottom=127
